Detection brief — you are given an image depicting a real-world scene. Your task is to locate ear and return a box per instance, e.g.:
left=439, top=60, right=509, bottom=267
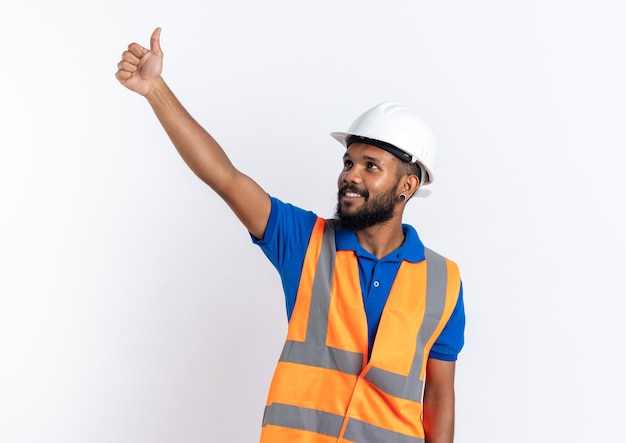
left=400, top=174, right=420, bottom=199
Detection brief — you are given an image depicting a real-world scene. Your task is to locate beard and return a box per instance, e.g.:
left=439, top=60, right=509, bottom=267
left=335, top=181, right=398, bottom=231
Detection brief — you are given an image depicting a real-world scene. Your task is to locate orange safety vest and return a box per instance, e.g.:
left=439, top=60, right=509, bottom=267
left=260, top=218, right=460, bottom=443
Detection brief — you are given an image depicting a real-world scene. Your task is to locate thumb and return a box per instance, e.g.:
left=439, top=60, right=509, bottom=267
left=150, top=27, right=162, bottom=55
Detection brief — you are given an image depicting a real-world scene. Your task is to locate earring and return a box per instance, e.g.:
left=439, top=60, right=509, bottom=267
left=397, top=193, right=407, bottom=202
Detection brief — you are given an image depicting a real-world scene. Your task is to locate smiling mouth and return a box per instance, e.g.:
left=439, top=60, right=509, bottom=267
left=339, top=185, right=368, bottom=201
left=339, top=191, right=368, bottom=208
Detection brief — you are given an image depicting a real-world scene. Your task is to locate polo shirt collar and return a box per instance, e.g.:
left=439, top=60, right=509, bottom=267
left=334, top=222, right=425, bottom=263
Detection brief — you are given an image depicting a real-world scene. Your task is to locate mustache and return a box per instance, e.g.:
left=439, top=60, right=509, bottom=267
left=338, top=184, right=369, bottom=199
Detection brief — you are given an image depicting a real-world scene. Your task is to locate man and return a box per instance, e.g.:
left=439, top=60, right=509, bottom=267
left=116, top=28, right=465, bottom=443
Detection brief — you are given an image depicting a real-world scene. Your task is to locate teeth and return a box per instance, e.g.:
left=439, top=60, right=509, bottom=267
left=345, top=192, right=361, bottom=198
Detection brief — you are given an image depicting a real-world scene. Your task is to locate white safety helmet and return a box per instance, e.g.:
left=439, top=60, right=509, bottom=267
left=330, top=101, right=437, bottom=185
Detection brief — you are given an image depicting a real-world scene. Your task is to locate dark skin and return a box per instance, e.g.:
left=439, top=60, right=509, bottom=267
left=423, top=358, right=456, bottom=442
left=116, top=27, right=456, bottom=443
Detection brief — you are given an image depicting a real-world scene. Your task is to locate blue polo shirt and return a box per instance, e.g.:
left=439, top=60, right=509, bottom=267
left=253, top=197, right=465, bottom=361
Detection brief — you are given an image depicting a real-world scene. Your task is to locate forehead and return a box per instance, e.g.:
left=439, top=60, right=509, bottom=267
left=344, top=142, right=399, bottom=163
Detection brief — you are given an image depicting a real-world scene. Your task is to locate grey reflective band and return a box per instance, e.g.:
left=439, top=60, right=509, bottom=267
left=305, top=221, right=337, bottom=346
left=344, top=417, right=424, bottom=443
left=263, top=403, right=344, bottom=437
left=364, top=366, right=424, bottom=402
left=263, top=404, right=425, bottom=443
left=409, top=247, right=449, bottom=378
left=280, top=340, right=363, bottom=375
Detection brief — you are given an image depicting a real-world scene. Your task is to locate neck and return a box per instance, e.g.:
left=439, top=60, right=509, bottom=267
left=354, top=218, right=405, bottom=259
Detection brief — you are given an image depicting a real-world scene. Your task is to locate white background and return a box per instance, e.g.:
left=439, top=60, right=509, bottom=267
left=1, top=1, right=625, bottom=441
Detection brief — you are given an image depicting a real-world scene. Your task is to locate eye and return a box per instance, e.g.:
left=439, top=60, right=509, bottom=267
left=367, top=162, right=378, bottom=170
left=343, top=159, right=353, bottom=170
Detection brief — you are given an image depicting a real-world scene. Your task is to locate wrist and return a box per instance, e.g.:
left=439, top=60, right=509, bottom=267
left=144, top=77, right=168, bottom=101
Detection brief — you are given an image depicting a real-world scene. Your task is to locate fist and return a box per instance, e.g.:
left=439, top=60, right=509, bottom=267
left=115, top=27, right=163, bottom=96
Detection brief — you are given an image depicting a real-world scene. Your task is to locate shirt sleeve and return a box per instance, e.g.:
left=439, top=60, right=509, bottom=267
left=428, top=282, right=465, bottom=361
left=252, top=196, right=318, bottom=318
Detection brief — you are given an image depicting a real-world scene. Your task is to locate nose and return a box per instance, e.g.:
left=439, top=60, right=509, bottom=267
left=340, top=166, right=362, bottom=185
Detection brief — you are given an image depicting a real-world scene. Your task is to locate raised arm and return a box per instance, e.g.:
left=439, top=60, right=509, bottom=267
left=115, top=28, right=271, bottom=239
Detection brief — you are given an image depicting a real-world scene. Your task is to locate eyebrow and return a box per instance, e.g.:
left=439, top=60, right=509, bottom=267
left=362, top=155, right=381, bottom=162
left=343, top=153, right=383, bottom=163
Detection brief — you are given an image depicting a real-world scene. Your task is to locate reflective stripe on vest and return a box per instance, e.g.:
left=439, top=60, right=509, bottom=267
left=261, top=218, right=460, bottom=443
